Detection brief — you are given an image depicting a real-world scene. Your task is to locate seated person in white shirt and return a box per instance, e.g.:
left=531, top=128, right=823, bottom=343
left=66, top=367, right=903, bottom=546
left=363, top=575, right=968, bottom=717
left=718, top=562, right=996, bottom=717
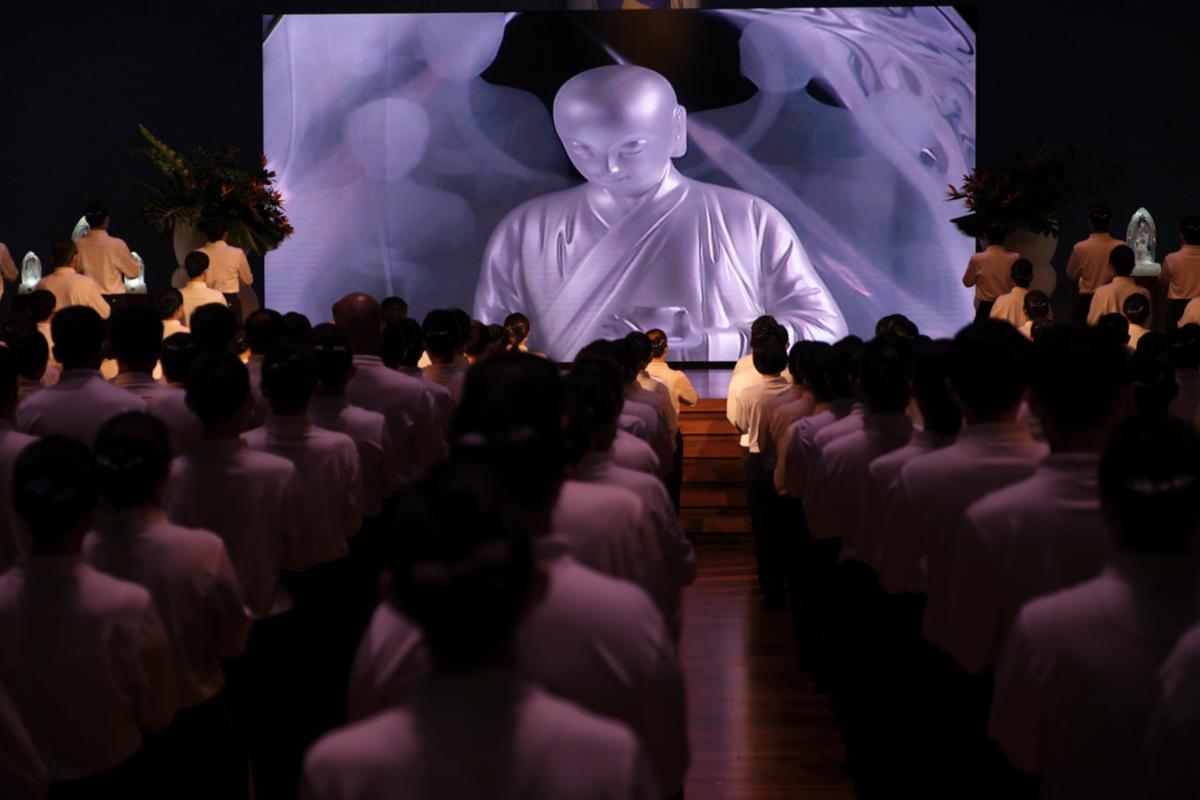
left=380, top=318, right=455, bottom=440
left=626, top=330, right=682, bottom=503
left=1088, top=245, right=1150, bottom=326
left=158, top=289, right=188, bottom=337
left=27, top=289, right=57, bottom=365
left=347, top=352, right=688, bottom=797
left=0, top=437, right=175, bottom=791
left=1018, top=290, right=1050, bottom=340
left=178, top=251, right=229, bottom=329
left=0, top=349, right=36, bottom=572
left=308, top=323, right=401, bottom=518
left=305, top=458, right=661, bottom=800
left=1123, top=293, right=1152, bottom=349
left=86, top=412, right=250, bottom=796
left=990, top=416, right=1200, bottom=800
left=989, top=258, right=1034, bottom=328
left=421, top=309, right=469, bottom=402
left=35, top=239, right=111, bottom=320
left=197, top=216, right=254, bottom=325
left=16, top=306, right=146, bottom=443
left=188, top=302, right=238, bottom=355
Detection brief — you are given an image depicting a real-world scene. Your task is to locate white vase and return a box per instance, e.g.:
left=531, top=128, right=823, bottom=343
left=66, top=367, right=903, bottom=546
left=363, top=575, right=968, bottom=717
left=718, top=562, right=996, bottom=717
left=1003, top=228, right=1059, bottom=297
left=171, top=221, right=261, bottom=318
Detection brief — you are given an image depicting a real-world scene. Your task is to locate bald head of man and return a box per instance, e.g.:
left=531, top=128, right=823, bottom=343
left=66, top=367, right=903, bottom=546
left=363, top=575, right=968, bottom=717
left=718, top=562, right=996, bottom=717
left=553, top=65, right=687, bottom=198
left=332, top=292, right=383, bottom=354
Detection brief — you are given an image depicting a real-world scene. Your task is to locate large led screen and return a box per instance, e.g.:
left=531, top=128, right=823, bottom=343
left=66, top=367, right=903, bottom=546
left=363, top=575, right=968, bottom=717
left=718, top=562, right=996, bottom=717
left=264, top=9, right=976, bottom=360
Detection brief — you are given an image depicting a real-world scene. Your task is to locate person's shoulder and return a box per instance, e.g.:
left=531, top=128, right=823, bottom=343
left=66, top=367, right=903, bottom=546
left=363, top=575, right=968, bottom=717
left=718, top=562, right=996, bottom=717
left=305, top=707, right=417, bottom=776
left=310, top=425, right=359, bottom=456
left=558, top=479, right=644, bottom=520
left=1015, top=573, right=1109, bottom=639
left=239, top=444, right=297, bottom=477
left=78, top=562, right=156, bottom=615
left=525, top=683, right=641, bottom=747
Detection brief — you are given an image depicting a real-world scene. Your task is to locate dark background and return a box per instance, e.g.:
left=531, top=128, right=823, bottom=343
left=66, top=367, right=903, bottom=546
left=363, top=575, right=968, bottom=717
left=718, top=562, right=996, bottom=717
left=3, top=1, right=1197, bottom=316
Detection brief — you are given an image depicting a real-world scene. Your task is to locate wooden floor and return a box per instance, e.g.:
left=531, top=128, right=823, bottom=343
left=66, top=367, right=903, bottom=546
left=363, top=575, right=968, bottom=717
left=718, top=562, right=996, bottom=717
left=681, top=538, right=854, bottom=799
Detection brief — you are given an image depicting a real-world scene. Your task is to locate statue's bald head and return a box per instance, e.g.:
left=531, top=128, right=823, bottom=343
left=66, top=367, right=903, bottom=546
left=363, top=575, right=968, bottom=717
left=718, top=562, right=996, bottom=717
left=332, top=292, right=383, bottom=354
left=553, top=65, right=687, bottom=196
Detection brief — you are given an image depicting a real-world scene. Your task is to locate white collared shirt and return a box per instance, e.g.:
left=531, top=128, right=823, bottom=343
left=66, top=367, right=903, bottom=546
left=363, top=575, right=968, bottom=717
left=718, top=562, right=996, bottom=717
left=84, top=509, right=250, bottom=710
left=774, top=399, right=855, bottom=496
left=1179, top=297, right=1200, bottom=328
left=396, top=366, right=454, bottom=442
left=622, top=396, right=674, bottom=470
left=74, top=229, right=140, bottom=294
left=1161, top=244, right=1200, bottom=300
left=0, top=679, right=45, bottom=800
left=198, top=240, right=253, bottom=295
left=1149, top=623, right=1200, bottom=797
left=645, top=360, right=698, bottom=415
left=16, top=368, right=145, bottom=444
left=35, top=267, right=110, bottom=319
left=161, top=318, right=188, bottom=338
left=730, top=373, right=792, bottom=451
left=930, top=453, right=1109, bottom=673
left=989, top=285, right=1030, bottom=327
left=811, top=403, right=864, bottom=452
left=112, top=371, right=201, bottom=455
left=0, top=422, right=36, bottom=572
left=307, top=670, right=659, bottom=800
left=309, top=396, right=399, bottom=517
left=422, top=362, right=469, bottom=404
left=166, top=438, right=300, bottom=618
left=346, top=355, right=446, bottom=484
left=626, top=382, right=676, bottom=449
left=962, top=245, right=1020, bottom=302
left=1087, top=276, right=1151, bottom=325
left=637, top=371, right=678, bottom=438
left=881, top=422, right=1048, bottom=595
left=758, top=385, right=809, bottom=469
left=178, top=280, right=227, bottom=327
left=0, top=555, right=175, bottom=780
left=347, top=538, right=686, bottom=796
left=612, top=428, right=660, bottom=476
left=1066, top=232, right=1121, bottom=294
left=991, top=556, right=1200, bottom=800
left=244, top=415, right=364, bottom=569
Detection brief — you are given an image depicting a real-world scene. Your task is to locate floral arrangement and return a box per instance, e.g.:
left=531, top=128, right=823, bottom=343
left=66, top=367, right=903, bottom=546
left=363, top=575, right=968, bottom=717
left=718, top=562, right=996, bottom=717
left=947, top=145, right=1122, bottom=239
left=137, top=124, right=293, bottom=255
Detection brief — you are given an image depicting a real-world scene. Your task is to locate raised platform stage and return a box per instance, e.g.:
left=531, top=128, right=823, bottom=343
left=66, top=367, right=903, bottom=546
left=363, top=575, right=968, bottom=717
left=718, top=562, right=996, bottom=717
left=676, top=370, right=750, bottom=536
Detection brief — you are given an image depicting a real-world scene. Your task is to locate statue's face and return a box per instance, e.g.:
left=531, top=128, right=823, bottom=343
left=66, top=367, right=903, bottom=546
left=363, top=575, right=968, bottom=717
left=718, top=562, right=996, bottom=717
left=554, top=68, right=686, bottom=197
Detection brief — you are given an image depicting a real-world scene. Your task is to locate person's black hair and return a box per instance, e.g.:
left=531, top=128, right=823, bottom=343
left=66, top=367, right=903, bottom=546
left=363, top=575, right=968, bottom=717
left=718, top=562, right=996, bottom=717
left=860, top=336, right=913, bottom=414
left=50, top=306, right=104, bottom=369
left=1088, top=203, right=1112, bottom=232
left=911, top=339, right=962, bottom=436
left=1123, top=293, right=1151, bottom=326
left=448, top=309, right=472, bottom=353
left=244, top=309, right=284, bottom=356
left=1129, top=353, right=1178, bottom=421
left=0, top=348, right=17, bottom=408
left=985, top=223, right=1008, bottom=246
left=306, top=323, right=354, bottom=390
left=787, top=341, right=816, bottom=384
left=750, top=315, right=780, bottom=340
left=12, top=437, right=98, bottom=544
left=197, top=216, right=229, bottom=243
left=83, top=198, right=109, bottom=229
left=504, top=312, right=531, bottom=347
left=1096, top=313, right=1130, bottom=347
left=751, top=335, right=787, bottom=376
left=1168, top=326, right=1200, bottom=370
left=184, top=251, right=210, bottom=280
left=381, top=318, right=425, bottom=370
left=423, top=309, right=462, bottom=361
left=1030, top=319, right=1055, bottom=343
left=1024, top=290, right=1051, bottom=322
left=607, top=338, right=641, bottom=384
left=1135, top=332, right=1168, bottom=358
left=1109, top=244, right=1135, bottom=276
left=646, top=328, right=668, bottom=359
left=1101, top=416, right=1200, bottom=554
left=563, top=359, right=625, bottom=465
left=388, top=458, right=534, bottom=669
left=948, top=320, right=1028, bottom=417
left=380, top=296, right=408, bottom=325
left=6, top=328, right=49, bottom=382
left=261, top=344, right=318, bottom=415
left=1181, top=216, right=1200, bottom=246
left=156, top=289, right=183, bottom=321
left=95, top=412, right=172, bottom=509
left=27, top=290, right=56, bottom=323
left=573, top=343, right=625, bottom=403
left=1010, top=258, right=1034, bottom=289
left=189, top=303, right=237, bottom=353
left=826, top=335, right=864, bottom=400
left=109, top=305, right=163, bottom=369
left=1028, top=325, right=1127, bottom=437
left=877, top=314, right=919, bottom=341
left=51, top=239, right=77, bottom=268
left=185, top=351, right=250, bottom=424
left=623, top=331, right=653, bottom=370
left=466, top=324, right=509, bottom=361
left=160, top=333, right=199, bottom=385
left=801, top=342, right=834, bottom=402
left=281, top=312, right=312, bottom=345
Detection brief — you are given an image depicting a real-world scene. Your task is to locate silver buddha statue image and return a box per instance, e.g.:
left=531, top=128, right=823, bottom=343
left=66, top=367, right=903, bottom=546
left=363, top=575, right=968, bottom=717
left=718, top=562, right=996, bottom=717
left=1127, top=207, right=1160, bottom=276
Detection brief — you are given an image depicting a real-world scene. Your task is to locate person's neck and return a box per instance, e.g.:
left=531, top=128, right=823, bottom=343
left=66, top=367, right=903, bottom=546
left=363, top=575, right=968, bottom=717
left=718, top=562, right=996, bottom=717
left=430, top=355, right=455, bottom=366
left=117, top=362, right=155, bottom=376
left=651, top=356, right=668, bottom=365
left=312, top=386, right=346, bottom=399
left=759, top=372, right=782, bottom=379
left=351, top=344, right=379, bottom=357
left=187, top=278, right=206, bottom=286
left=964, top=407, right=1020, bottom=426
left=202, top=422, right=243, bottom=440
left=60, top=362, right=100, bottom=373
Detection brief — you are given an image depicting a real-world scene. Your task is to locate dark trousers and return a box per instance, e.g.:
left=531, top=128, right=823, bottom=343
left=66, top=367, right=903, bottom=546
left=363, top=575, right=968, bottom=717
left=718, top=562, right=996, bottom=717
left=48, top=748, right=155, bottom=799
left=1168, top=298, right=1190, bottom=331
left=144, top=692, right=249, bottom=800
left=1074, top=291, right=1094, bottom=325
left=665, top=431, right=684, bottom=511
left=224, top=292, right=244, bottom=327
left=744, top=448, right=786, bottom=604
left=974, top=299, right=995, bottom=324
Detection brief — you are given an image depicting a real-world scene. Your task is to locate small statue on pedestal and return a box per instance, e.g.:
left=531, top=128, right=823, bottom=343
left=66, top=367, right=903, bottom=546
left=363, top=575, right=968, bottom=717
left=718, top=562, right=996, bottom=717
left=19, top=252, right=42, bottom=294
left=1127, top=207, right=1160, bottom=276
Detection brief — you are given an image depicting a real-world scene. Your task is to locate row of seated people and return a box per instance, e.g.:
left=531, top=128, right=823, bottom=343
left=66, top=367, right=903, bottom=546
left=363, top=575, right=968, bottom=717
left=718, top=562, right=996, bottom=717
left=726, top=312, right=1200, bottom=798
left=0, top=287, right=702, bottom=799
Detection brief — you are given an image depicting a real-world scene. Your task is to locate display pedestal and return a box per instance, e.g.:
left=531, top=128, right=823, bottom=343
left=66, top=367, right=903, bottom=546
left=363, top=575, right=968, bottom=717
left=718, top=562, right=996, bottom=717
left=1133, top=273, right=1167, bottom=332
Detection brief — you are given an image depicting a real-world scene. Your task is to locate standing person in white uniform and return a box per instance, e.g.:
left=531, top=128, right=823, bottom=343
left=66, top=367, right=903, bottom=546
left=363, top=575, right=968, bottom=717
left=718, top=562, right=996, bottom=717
left=645, top=328, right=699, bottom=415
left=626, top=331, right=683, bottom=504
left=1066, top=203, right=1123, bottom=323
left=0, top=437, right=175, bottom=793
left=74, top=200, right=141, bottom=295
left=196, top=216, right=253, bottom=326
left=333, top=293, right=446, bottom=483
left=177, top=252, right=228, bottom=328
left=16, top=306, right=145, bottom=443
left=380, top=318, right=454, bottom=442
left=0, top=349, right=36, bottom=572
left=727, top=318, right=789, bottom=426
left=1147, top=623, right=1200, bottom=798
left=35, top=239, right=110, bottom=319
left=421, top=309, right=470, bottom=403
left=304, top=459, right=661, bottom=800
left=1088, top=245, right=1150, bottom=325
left=0, top=679, right=46, bottom=800
left=86, top=412, right=250, bottom=798
left=990, top=417, right=1200, bottom=800
left=1161, top=216, right=1200, bottom=330
left=988, top=258, right=1034, bottom=329
left=757, top=342, right=815, bottom=473
left=962, top=224, right=1020, bottom=324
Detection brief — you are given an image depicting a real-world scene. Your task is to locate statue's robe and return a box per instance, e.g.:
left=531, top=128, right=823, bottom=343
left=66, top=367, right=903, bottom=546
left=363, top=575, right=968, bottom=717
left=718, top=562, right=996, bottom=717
left=475, top=167, right=847, bottom=361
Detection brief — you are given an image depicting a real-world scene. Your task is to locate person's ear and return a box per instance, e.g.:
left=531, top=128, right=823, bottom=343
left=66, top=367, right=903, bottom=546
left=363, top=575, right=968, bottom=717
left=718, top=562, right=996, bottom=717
left=670, top=105, right=687, bottom=158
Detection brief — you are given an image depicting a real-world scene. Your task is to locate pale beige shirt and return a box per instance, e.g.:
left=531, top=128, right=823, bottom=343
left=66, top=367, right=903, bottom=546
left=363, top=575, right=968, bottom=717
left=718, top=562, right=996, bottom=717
left=0, top=556, right=175, bottom=780
left=75, top=229, right=140, bottom=294
left=421, top=362, right=468, bottom=404
left=1148, top=624, right=1200, bottom=798
left=626, top=383, right=676, bottom=451
left=962, top=245, right=1020, bottom=302
left=0, top=680, right=45, bottom=800
left=1179, top=296, right=1200, bottom=328
left=161, top=318, right=188, bottom=338
left=637, top=372, right=678, bottom=438
left=0, top=243, right=17, bottom=302
left=763, top=390, right=815, bottom=472
left=645, top=360, right=698, bottom=415
left=1065, top=232, right=1121, bottom=294
left=1161, top=244, right=1200, bottom=300
left=989, top=285, right=1030, bottom=327
left=613, top=428, right=660, bottom=475
left=991, top=556, right=1200, bottom=800
left=15, top=368, right=146, bottom=444
left=112, top=372, right=201, bottom=455
left=1129, top=323, right=1151, bottom=349
left=0, top=423, right=36, bottom=572
left=244, top=415, right=364, bottom=570
left=35, top=267, right=110, bottom=319
left=622, top=396, right=674, bottom=470
left=774, top=399, right=855, bottom=496
left=178, top=280, right=228, bottom=327
left=731, top=374, right=792, bottom=451
left=84, top=509, right=250, bottom=710
left=397, top=366, right=454, bottom=442
left=309, top=396, right=400, bottom=517
left=346, top=355, right=446, bottom=484
left=1087, top=276, right=1150, bottom=325
left=199, top=240, right=253, bottom=295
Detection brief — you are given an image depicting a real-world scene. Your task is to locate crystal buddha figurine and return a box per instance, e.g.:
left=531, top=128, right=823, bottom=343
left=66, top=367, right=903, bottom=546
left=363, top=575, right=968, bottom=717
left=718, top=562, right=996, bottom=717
left=71, top=216, right=91, bottom=241
left=1127, top=207, right=1160, bottom=276
left=19, top=252, right=42, bottom=294
left=124, top=252, right=148, bottom=294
